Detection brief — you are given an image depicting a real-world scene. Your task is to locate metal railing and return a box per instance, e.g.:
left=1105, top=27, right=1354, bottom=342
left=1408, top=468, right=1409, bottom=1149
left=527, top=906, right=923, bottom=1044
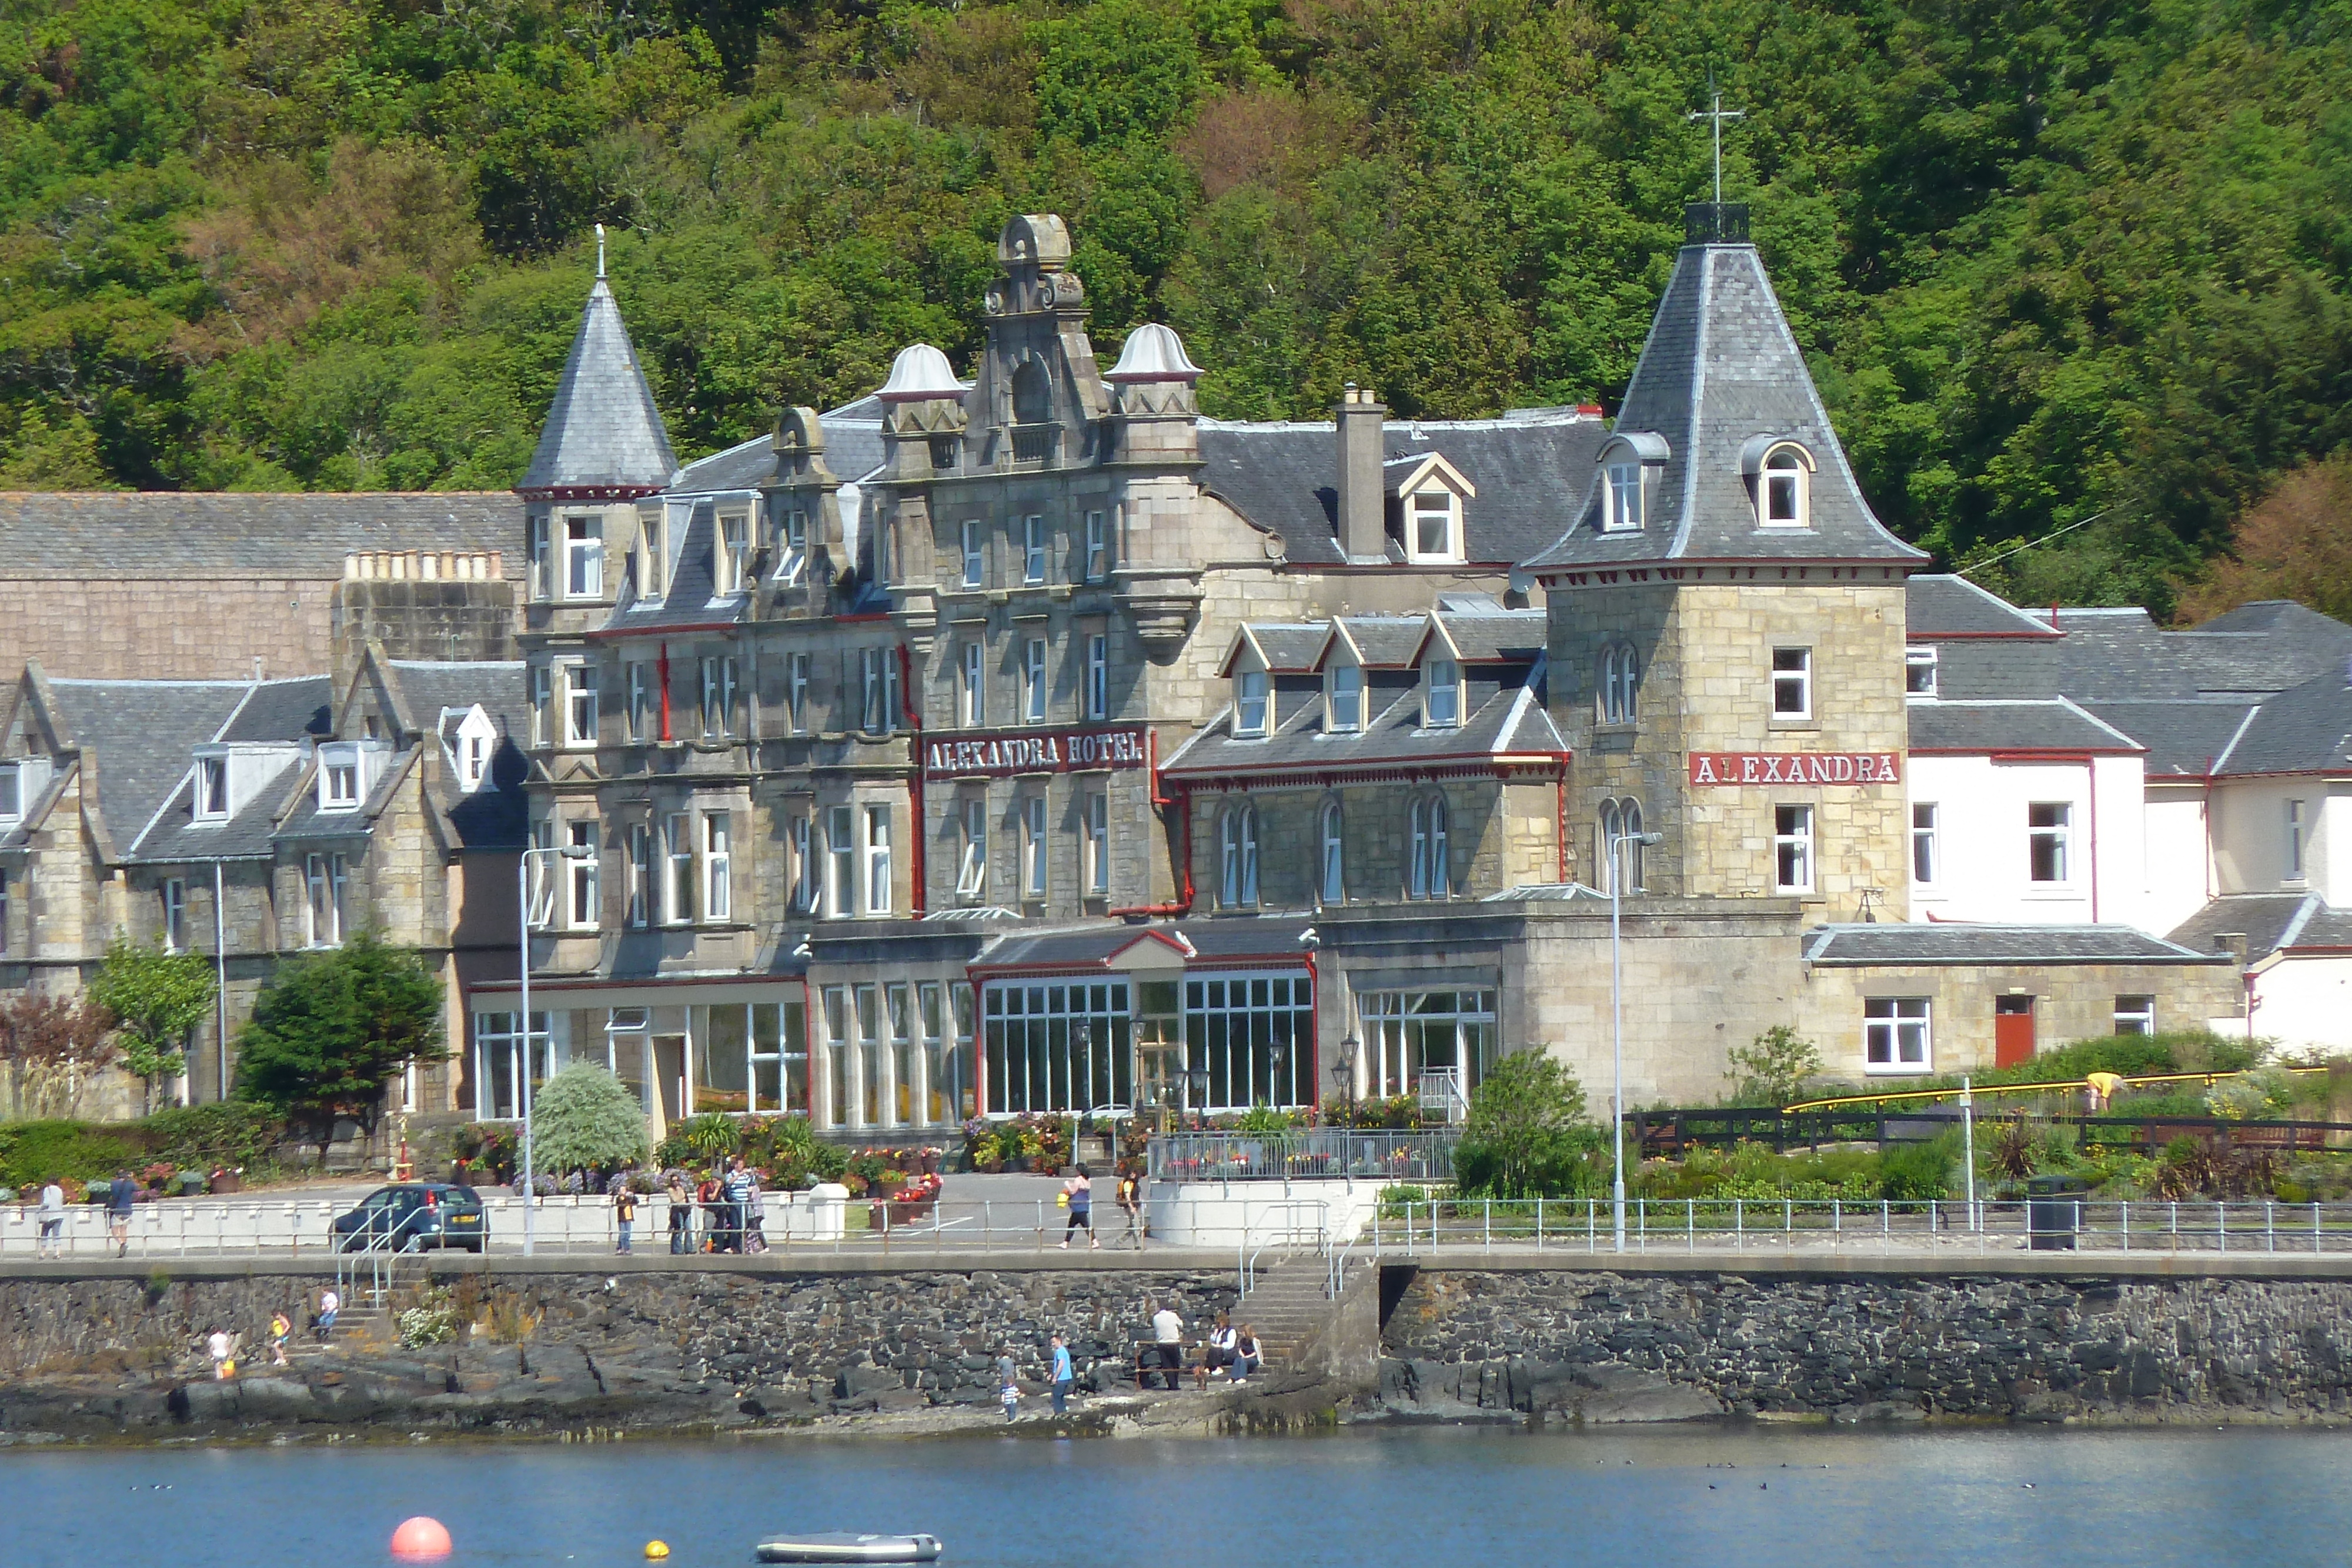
left=1368, top=1197, right=2352, bottom=1257
left=1238, top=1201, right=1329, bottom=1298
left=1148, top=1129, right=1456, bottom=1184
left=335, top=1203, right=432, bottom=1308
left=1628, top=1107, right=2352, bottom=1157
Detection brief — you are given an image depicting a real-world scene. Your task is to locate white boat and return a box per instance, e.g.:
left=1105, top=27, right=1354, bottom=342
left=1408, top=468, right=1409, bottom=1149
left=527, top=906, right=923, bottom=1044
left=754, top=1533, right=943, bottom=1564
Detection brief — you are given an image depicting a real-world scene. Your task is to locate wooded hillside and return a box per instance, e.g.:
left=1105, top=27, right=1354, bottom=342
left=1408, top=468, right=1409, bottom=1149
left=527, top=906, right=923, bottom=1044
left=3, top=0, right=2347, bottom=613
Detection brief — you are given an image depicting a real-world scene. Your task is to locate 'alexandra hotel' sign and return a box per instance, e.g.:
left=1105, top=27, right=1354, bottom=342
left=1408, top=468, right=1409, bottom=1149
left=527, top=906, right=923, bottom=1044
left=1687, top=751, right=1902, bottom=786
left=925, top=726, right=1150, bottom=780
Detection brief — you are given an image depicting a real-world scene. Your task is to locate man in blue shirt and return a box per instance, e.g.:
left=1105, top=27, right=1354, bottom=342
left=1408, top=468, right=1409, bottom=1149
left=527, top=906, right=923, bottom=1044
left=1048, top=1333, right=1075, bottom=1416
left=108, top=1169, right=136, bottom=1258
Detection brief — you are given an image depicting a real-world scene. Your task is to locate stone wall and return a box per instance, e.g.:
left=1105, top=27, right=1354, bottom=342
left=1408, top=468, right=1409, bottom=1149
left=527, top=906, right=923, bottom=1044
left=0, top=579, right=336, bottom=682
left=1382, top=1267, right=2352, bottom=1422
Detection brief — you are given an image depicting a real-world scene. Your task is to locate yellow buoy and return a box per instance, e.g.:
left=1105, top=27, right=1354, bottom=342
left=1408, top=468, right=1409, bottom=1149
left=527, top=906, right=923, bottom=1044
left=644, top=1543, right=670, bottom=1560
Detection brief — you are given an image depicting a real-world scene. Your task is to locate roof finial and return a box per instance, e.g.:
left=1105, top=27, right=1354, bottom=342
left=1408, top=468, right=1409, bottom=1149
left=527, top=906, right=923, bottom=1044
left=596, top=222, right=606, bottom=280
left=1687, top=71, right=1745, bottom=207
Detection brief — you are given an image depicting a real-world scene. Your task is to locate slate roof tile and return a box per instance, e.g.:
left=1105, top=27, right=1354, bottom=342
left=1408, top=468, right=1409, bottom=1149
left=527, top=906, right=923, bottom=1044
left=0, top=493, right=520, bottom=579
left=1804, top=923, right=2220, bottom=965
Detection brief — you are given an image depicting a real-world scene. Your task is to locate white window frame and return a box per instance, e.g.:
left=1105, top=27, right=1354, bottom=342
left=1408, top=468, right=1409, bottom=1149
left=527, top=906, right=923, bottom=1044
left=776, top=506, right=809, bottom=587
left=1774, top=804, right=1815, bottom=894
left=2114, top=995, right=2156, bottom=1037
left=826, top=804, right=854, bottom=918
left=1912, top=803, right=1939, bottom=887
left=1772, top=647, right=1812, bottom=720
left=957, top=798, right=988, bottom=897
left=1085, top=633, right=1109, bottom=721
left=718, top=512, right=750, bottom=594
left=1760, top=446, right=1810, bottom=528
left=1424, top=657, right=1461, bottom=728
left=1864, top=998, right=1931, bottom=1074
left=1600, top=643, right=1639, bottom=724
left=703, top=812, right=732, bottom=923
left=1905, top=646, right=1938, bottom=697
left=961, top=641, right=987, bottom=727
left=564, top=515, right=603, bottom=599
left=701, top=656, right=738, bottom=739
left=626, top=822, right=651, bottom=928
left=637, top=510, right=667, bottom=601
left=1022, top=514, right=1046, bottom=585
left=529, top=514, right=552, bottom=600
left=1406, top=489, right=1460, bottom=562
left=624, top=661, right=647, bottom=743
left=196, top=755, right=229, bottom=821
left=664, top=811, right=694, bottom=925
left=2029, top=801, right=2073, bottom=885
left=1085, top=790, right=1109, bottom=897
left=787, top=652, right=810, bottom=735
left=1328, top=661, right=1364, bottom=733
left=567, top=820, right=599, bottom=928
left=2287, top=798, right=2307, bottom=882
left=1084, top=510, right=1108, bottom=582
left=564, top=663, right=598, bottom=748
left=1221, top=804, right=1259, bottom=908
left=305, top=852, right=348, bottom=948
left=1024, top=638, right=1048, bottom=725
left=1021, top=794, right=1047, bottom=900
left=1320, top=800, right=1345, bottom=905
left=863, top=804, right=893, bottom=915
left=1603, top=462, right=1644, bottom=531
left=0, top=762, right=19, bottom=825
left=960, top=520, right=984, bottom=589
left=790, top=811, right=817, bottom=914
left=321, top=755, right=360, bottom=812
left=162, top=878, right=187, bottom=953
left=1234, top=667, right=1269, bottom=737
left=1409, top=794, right=1450, bottom=900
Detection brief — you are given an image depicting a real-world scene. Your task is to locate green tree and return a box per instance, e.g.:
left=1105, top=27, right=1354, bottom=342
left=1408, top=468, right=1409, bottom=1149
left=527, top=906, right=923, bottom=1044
left=1725, top=1024, right=1824, bottom=1109
left=530, top=1062, right=650, bottom=1175
left=232, top=931, right=445, bottom=1158
left=1453, top=1051, right=1602, bottom=1199
left=89, top=935, right=216, bottom=1115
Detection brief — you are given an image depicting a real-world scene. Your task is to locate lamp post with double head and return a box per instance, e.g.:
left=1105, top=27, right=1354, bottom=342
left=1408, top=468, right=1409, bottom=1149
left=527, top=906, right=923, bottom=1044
left=517, top=841, right=593, bottom=1258
left=1609, top=828, right=1663, bottom=1254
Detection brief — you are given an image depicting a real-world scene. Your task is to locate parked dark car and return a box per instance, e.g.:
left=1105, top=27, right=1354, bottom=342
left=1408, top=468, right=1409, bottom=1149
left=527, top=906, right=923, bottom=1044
left=333, top=1183, right=487, bottom=1253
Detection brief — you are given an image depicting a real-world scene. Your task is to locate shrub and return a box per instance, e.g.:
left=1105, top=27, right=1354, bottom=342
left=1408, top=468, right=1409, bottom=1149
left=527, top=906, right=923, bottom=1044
left=529, top=1064, right=650, bottom=1175
left=138, top=1102, right=285, bottom=1174
left=0, top=1121, right=142, bottom=1189
left=1878, top=1135, right=1956, bottom=1201
left=1725, top=1025, right=1823, bottom=1108
left=397, top=1286, right=460, bottom=1348
left=1454, top=1052, right=1605, bottom=1199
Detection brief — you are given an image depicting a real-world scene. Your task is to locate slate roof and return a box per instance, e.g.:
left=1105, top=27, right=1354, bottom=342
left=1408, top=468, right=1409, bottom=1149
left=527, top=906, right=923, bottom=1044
left=520, top=276, right=676, bottom=494
left=612, top=498, right=743, bottom=631
left=1804, top=924, right=2222, bottom=966
left=382, top=660, right=530, bottom=851
left=39, top=679, right=256, bottom=849
left=2207, top=667, right=2352, bottom=776
left=1905, top=698, right=2140, bottom=754
left=1524, top=241, right=1926, bottom=570
left=2052, top=603, right=2352, bottom=703
left=974, top=916, right=1316, bottom=972
left=132, top=754, right=305, bottom=862
left=0, top=493, right=521, bottom=579
left=220, top=677, right=333, bottom=743
left=1907, top=575, right=2063, bottom=638
left=1197, top=409, right=1608, bottom=568
left=2084, top=701, right=2259, bottom=777
left=1164, top=671, right=1564, bottom=784
left=2167, top=894, right=2314, bottom=962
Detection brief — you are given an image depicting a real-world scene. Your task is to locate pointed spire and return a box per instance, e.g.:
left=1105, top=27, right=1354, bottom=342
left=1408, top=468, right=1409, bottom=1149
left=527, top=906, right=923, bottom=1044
left=596, top=222, right=607, bottom=279
left=517, top=247, right=676, bottom=497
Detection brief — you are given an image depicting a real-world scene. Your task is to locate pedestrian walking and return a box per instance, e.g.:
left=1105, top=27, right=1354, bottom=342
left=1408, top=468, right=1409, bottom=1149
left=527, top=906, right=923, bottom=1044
left=1117, top=1167, right=1144, bottom=1249
left=1057, top=1164, right=1097, bottom=1250
left=1049, top=1333, right=1075, bottom=1416
left=35, top=1176, right=65, bottom=1259
left=268, top=1310, right=292, bottom=1368
left=1148, top=1300, right=1185, bottom=1390
left=316, top=1285, right=340, bottom=1342
left=107, top=1169, right=136, bottom=1258
left=664, top=1171, right=690, bottom=1253
left=614, top=1181, right=638, bottom=1255
left=997, top=1348, right=1020, bottom=1422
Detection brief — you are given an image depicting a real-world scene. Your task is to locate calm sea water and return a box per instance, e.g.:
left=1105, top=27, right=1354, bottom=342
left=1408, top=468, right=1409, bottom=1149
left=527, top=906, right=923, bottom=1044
left=4, top=1426, right=2347, bottom=1568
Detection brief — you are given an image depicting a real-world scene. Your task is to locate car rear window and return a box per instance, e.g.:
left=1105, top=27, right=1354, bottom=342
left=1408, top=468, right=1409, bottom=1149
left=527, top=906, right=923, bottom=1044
left=452, top=1187, right=480, bottom=1203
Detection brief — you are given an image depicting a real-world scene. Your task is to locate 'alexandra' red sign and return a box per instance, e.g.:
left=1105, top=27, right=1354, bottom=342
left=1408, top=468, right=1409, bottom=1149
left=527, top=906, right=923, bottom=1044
left=1687, top=751, right=1902, bottom=786
left=925, top=726, right=1149, bottom=780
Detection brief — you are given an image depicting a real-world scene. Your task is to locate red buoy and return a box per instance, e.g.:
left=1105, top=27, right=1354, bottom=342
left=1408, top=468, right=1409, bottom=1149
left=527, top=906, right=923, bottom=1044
left=390, top=1517, right=453, bottom=1560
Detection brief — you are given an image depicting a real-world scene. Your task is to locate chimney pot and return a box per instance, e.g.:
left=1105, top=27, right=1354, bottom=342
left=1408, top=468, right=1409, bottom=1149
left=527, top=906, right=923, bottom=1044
left=1335, top=387, right=1387, bottom=561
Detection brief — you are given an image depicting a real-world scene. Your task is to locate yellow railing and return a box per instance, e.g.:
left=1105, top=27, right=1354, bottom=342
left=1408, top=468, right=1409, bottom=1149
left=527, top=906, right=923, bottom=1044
left=1782, top=1065, right=2328, bottom=1117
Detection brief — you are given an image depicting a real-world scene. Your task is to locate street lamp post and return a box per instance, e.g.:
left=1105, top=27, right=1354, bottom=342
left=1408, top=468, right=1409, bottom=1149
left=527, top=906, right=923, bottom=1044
left=517, top=842, right=592, bottom=1258
left=1608, top=828, right=1663, bottom=1255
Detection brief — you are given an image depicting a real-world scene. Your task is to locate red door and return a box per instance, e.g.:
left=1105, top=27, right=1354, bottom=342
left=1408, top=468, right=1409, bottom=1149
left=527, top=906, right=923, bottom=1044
left=1993, top=996, right=2036, bottom=1069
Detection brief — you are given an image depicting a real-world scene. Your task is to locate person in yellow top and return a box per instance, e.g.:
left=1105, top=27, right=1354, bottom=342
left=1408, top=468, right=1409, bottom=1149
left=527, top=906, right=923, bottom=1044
left=2086, top=1071, right=2127, bottom=1112
left=268, top=1310, right=292, bottom=1367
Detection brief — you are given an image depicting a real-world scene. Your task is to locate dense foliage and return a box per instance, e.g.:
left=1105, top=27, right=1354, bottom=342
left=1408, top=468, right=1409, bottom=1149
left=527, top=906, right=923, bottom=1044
left=88, top=937, right=216, bottom=1115
left=528, top=1062, right=650, bottom=1173
left=3, top=0, right=2348, bottom=611
left=0, top=1102, right=286, bottom=1189
left=1454, top=1050, right=1604, bottom=1198
left=231, top=931, right=445, bottom=1150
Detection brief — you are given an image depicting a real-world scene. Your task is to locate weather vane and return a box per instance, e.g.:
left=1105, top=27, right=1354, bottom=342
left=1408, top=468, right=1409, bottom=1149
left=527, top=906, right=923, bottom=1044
left=1687, top=72, right=1745, bottom=206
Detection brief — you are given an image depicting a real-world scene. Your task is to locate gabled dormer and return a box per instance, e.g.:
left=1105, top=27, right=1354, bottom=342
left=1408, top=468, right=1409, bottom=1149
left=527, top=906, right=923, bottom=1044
left=1415, top=617, right=1466, bottom=729
left=438, top=704, right=500, bottom=794
left=1320, top=623, right=1367, bottom=734
left=1222, top=631, right=1274, bottom=738
left=1387, top=452, right=1477, bottom=564
left=315, top=738, right=392, bottom=814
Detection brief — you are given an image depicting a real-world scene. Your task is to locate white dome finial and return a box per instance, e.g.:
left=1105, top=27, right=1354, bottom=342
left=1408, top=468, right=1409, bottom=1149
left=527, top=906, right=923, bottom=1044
left=1107, top=323, right=1203, bottom=383
left=878, top=343, right=967, bottom=402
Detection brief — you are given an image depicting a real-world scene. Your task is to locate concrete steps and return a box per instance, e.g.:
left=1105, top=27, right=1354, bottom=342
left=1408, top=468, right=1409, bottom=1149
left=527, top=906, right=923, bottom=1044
left=1235, top=1252, right=1339, bottom=1370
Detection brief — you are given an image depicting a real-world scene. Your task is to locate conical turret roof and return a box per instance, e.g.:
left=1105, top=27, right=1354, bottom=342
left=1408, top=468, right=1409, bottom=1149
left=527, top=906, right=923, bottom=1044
left=519, top=270, right=676, bottom=496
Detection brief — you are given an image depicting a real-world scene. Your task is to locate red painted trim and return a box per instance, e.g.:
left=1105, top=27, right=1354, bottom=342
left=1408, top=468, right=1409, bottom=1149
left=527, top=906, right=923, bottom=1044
left=657, top=643, right=673, bottom=743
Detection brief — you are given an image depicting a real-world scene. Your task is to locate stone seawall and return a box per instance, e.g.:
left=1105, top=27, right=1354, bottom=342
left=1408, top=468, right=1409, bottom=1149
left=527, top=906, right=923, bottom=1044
left=1381, top=1267, right=2352, bottom=1424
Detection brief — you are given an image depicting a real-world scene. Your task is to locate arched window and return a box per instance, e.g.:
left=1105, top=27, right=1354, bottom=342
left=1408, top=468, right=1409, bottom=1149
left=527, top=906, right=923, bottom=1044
left=1760, top=445, right=1810, bottom=527
left=1598, top=797, right=1647, bottom=892
left=1410, top=794, right=1449, bottom=900
left=1320, top=801, right=1345, bottom=905
left=1221, top=804, right=1259, bottom=908
left=1010, top=360, right=1051, bottom=426
left=1598, top=643, right=1640, bottom=724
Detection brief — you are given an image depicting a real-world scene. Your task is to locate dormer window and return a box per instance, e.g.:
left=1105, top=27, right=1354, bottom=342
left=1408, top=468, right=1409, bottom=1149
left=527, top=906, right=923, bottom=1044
left=564, top=516, right=603, bottom=598
left=1906, top=646, right=1938, bottom=697
left=1596, top=433, right=1668, bottom=532
left=1234, top=668, right=1269, bottom=737
left=322, top=757, right=360, bottom=811
left=0, top=763, right=19, bottom=824
left=1424, top=658, right=1461, bottom=728
left=776, top=507, right=808, bottom=587
left=637, top=510, right=669, bottom=601
left=1407, top=492, right=1460, bottom=563
left=1742, top=437, right=1816, bottom=529
left=464, top=734, right=487, bottom=791
left=1327, top=662, right=1364, bottom=733
left=1604, top=462, right=1644, bottom=530
left=717, top=513, right=750, bottom=593
left=195, top=755, right=229, bottom=821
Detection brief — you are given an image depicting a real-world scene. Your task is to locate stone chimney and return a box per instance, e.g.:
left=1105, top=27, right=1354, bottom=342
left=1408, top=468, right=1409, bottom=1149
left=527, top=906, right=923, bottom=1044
left=1335, top=385, right=1388, bottom=562
left=332, top=550, right=517, bottom=688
